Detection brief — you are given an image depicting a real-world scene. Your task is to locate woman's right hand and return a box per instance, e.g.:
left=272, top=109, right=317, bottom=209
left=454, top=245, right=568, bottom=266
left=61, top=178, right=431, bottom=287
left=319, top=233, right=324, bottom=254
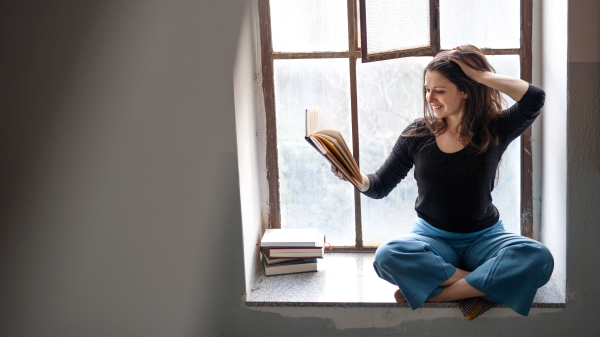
left=330, top=163, right=348, bottom=182
left=330, top=164, right=370, bottom=192
left=449, top=46, right=486, bottom=82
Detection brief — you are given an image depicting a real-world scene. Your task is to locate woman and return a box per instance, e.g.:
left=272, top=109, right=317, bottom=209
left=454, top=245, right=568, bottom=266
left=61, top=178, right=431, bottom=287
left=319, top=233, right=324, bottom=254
left=331, top=45, right=553, bottom=318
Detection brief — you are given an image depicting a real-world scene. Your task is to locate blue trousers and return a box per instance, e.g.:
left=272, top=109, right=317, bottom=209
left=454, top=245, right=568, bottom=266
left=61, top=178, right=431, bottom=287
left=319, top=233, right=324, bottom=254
left=373, top=218, right=554, bottom=316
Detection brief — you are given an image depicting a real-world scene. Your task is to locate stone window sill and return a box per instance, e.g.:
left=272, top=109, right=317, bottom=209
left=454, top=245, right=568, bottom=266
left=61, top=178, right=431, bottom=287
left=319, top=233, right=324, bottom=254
left=245, top=252, right=566, bottom=309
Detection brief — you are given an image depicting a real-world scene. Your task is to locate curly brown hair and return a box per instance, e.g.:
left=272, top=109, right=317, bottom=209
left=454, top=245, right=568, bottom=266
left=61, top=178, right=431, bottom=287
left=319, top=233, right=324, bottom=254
left=405, top=45, right=505, bottom=155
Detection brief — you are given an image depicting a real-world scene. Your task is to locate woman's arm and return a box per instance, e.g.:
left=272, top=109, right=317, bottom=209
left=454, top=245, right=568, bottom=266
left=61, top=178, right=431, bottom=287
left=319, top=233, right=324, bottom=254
left=331, top=121, right=417, bottom=198
left=449, top=47, right=529, bottom=102
left=449, top=46, right=545, bottom=146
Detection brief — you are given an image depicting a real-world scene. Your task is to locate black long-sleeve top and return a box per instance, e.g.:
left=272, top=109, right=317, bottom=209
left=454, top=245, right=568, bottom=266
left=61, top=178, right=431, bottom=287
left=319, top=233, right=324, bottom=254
left=362, top=83, right=545, bottom=233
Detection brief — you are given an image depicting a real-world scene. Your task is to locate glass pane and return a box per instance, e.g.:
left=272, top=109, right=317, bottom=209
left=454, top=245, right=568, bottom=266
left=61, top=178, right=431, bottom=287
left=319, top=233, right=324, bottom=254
left=440, top=0, right=520, bottom=49
left=365, top=0, right=430, bottom=53
left=274, top=59, right=354, bottom=246
left=357, top=57, right=432, bottom=246
left=270, top=0, right=349, bottom=52
left=487, top=55, right=521, bottom=109
left=358, top=55, right=522, bottom=245
left=487, top=55, right=521, bottom=235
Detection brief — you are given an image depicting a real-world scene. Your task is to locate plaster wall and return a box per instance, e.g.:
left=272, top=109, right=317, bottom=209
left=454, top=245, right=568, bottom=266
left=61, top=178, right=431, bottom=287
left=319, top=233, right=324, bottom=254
left=233, top=0, right=269, bottom=295
left=540, top=0, right=568, bottom=296
left=0, top=1, right=599, bottom=336
left=531, top=0, right=543, bottom=243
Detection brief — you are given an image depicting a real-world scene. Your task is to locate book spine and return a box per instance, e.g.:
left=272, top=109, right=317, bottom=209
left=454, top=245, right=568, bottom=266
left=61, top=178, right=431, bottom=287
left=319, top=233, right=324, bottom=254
left=260, top=247, right=271, bottom=258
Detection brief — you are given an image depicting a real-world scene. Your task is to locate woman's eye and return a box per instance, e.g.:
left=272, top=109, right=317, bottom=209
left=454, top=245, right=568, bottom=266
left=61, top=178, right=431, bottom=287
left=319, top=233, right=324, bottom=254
left=436, top=91, right=444, bottom=94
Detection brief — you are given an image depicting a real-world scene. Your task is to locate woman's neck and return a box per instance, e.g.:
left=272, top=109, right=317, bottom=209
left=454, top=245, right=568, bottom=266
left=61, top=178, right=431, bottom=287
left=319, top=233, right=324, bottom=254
left=444, top=113, right=463, bottom=136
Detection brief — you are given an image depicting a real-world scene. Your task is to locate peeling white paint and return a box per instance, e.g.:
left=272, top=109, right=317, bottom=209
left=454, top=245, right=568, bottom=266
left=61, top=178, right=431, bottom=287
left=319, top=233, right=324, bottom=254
left=246, top=305, right=564, bottom=329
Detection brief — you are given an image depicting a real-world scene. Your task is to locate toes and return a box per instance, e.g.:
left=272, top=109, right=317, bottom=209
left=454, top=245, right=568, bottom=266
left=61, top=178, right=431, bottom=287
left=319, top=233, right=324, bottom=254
left=394, top=289, right=406, bottom=303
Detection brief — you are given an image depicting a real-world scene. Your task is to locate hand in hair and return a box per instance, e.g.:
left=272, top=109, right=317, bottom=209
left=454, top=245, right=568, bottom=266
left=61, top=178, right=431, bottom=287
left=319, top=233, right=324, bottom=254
left=449, top=45, right=529, bottom=102
left=449, top=46, right=487, bottom=82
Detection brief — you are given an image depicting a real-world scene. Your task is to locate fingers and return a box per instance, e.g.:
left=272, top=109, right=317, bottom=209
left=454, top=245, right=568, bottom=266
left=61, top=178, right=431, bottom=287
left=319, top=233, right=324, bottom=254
left=450, top=45, right=462, bottom=55
left=330, top=164, right=347, bottom=181
left=449, top=56, right=465, bottom=66
left=449, top=52, right=475, bottom=69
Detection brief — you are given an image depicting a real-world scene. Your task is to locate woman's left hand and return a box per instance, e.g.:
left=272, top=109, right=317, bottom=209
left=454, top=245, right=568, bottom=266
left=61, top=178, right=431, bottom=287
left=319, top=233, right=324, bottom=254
left=449, top=45, right=529, bottom=102
left=449, top=46, right=487, bottom=82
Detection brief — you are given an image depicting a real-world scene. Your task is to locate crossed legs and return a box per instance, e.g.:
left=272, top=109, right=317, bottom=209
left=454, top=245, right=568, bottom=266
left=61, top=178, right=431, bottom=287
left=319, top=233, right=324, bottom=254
left=377, top=221, right=554, bottom=316
left=393, top=268, right=486, bottom=303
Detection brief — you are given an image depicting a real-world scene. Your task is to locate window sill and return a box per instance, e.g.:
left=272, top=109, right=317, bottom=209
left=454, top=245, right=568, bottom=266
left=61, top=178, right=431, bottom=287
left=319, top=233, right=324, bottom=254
left=245, top=252, right=566, bottom=309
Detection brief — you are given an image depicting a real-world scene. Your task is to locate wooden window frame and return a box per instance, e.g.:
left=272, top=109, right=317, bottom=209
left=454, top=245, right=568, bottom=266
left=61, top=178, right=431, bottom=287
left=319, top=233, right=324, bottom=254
left=259, top=0, right=534, bottom=251
left=359, top=0, right=441, bottom=63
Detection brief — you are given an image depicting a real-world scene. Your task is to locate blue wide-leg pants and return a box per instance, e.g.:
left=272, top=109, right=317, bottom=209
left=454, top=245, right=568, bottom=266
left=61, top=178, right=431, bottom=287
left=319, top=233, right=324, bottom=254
left=373, top=218, right=554, bottom=316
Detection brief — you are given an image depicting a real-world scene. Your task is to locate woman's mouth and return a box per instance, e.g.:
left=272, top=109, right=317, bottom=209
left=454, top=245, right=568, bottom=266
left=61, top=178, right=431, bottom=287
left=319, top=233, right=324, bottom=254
left=432, top=105, right=443, bottom=111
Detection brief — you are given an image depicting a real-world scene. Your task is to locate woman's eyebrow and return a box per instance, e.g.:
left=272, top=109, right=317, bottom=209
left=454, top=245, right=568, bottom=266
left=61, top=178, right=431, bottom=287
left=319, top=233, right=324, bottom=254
left=424, top=85, right=447, bottom=89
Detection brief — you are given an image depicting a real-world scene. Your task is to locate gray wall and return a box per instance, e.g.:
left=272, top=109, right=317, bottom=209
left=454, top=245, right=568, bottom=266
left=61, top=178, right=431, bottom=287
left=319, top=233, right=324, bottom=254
left=1, top=1, right=599, bottom=336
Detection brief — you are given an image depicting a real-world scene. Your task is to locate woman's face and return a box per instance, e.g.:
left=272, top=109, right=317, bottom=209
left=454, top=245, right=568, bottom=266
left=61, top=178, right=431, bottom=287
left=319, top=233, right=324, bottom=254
left=424, top=70, right=468, bottom=120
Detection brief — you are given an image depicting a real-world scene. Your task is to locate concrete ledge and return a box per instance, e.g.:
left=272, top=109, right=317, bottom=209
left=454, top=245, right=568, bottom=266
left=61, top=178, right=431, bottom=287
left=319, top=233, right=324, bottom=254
left=245, top=253, right=566, bottom=309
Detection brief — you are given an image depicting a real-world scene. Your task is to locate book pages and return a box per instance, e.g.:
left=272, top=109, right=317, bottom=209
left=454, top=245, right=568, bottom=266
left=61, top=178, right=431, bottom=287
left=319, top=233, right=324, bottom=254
left=306, top=108, right=335, bottom=136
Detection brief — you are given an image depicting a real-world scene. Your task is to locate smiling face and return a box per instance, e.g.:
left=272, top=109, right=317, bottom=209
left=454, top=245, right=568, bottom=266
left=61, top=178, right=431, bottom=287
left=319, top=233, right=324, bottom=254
left=424, top=70, right=468, bottom=121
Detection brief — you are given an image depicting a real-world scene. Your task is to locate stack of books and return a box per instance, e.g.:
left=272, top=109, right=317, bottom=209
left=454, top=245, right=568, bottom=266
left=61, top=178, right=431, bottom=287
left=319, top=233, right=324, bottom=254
left=259, top=228, right=326, bottom=276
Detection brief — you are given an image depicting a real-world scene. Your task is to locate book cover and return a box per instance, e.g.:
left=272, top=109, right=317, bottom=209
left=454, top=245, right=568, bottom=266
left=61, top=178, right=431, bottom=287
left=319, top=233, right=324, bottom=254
left=260, top=251, right=312, bottom=265
left=260, top=229, right=324, bottom=248
left=261, top=246, right=324, bottom=258
left=263, top=257, right=318, bottom=276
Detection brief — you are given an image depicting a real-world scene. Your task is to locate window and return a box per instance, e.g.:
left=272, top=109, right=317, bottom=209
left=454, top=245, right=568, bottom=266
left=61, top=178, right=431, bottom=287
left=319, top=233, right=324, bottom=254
left=259, top=0, right=534, bottom=249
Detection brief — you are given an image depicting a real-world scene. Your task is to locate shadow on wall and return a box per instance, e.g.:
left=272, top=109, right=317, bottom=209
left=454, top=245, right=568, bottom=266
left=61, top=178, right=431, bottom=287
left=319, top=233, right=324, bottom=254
left=0, top=1, right=103, bottom=224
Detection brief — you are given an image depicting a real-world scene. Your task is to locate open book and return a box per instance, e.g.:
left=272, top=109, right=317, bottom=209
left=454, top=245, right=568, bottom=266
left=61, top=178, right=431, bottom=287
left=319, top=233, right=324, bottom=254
left=305, top=108, right=363, bottom=190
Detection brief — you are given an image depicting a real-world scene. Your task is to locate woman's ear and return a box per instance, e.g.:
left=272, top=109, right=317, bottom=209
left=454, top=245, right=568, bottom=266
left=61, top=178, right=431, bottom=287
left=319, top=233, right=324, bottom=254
left=462, top=91, right=468, bottom=99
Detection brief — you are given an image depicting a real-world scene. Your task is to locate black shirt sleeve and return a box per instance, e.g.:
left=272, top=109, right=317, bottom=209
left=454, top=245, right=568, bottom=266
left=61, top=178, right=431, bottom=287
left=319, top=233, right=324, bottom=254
left=498, top=83, right=545, bottom=147
left=361, top=121, right=420, bottom=199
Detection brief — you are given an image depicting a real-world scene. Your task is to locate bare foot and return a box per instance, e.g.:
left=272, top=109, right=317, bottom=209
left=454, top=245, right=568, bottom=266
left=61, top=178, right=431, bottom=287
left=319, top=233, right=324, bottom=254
left=394, top=289, right=406, bottom=303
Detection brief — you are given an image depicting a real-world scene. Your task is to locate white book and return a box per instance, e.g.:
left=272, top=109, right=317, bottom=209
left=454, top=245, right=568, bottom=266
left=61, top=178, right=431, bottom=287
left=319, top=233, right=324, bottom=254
left=260, top=228, right=324, bottom=247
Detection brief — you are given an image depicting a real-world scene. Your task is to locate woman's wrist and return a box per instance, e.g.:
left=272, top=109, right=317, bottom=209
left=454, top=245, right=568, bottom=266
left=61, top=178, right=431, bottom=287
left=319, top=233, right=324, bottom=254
left=473, top=71, right=529, bottom=102
left=471, top=70, right=491, bottom=84
left=359, top=173, right=370, bottom=192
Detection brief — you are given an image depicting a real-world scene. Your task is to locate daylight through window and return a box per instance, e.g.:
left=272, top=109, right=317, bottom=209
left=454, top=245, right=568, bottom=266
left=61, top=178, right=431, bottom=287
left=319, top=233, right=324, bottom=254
left=259, top=0, right=533, bottom=248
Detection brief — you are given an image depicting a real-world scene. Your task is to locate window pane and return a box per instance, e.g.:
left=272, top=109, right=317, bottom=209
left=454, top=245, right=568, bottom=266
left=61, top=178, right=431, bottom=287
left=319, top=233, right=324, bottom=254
left=487, top=55, right=521, bottom=235
left=364, top=0, right=430, bottom=53
left=440, top=0, right=520, bottom=49
left=487, top=55, right=521, bottom=109
left=274, top=59, right=355, bottom=246
left=358, top=55, right=521, bottom=245
left=357, top=57, right=432, bottom=246
left=270, top=0, right=349, bottom=52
